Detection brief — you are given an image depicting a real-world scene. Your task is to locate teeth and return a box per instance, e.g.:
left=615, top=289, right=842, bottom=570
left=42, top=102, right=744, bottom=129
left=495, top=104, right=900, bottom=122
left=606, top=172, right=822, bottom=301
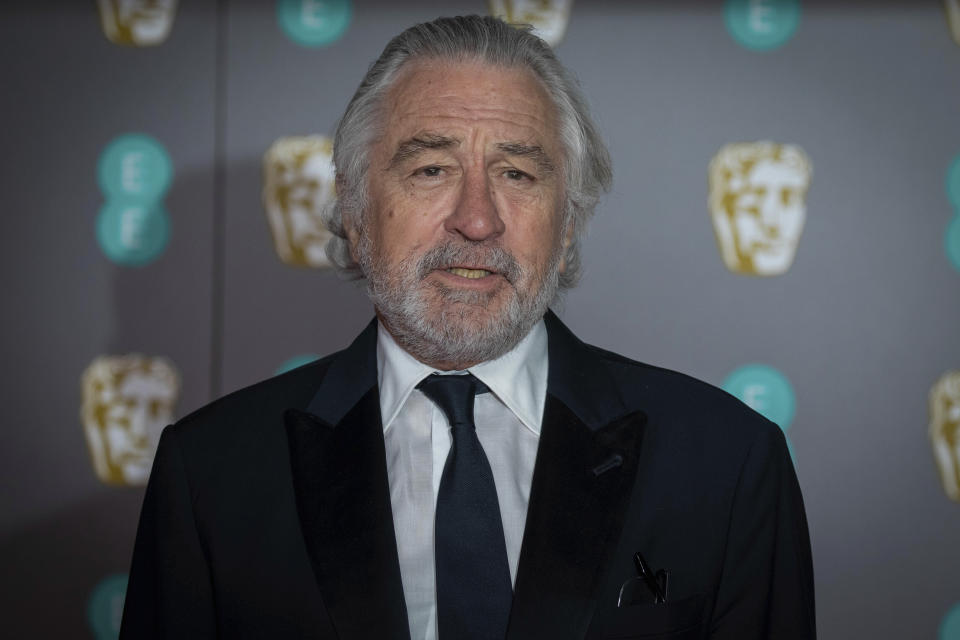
left=447, top=267, right=491, bottom=279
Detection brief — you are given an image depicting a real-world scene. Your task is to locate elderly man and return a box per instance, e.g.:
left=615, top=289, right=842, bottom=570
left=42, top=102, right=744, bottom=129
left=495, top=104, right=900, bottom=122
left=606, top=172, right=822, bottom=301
left=121, top=15, right=814, bottom=640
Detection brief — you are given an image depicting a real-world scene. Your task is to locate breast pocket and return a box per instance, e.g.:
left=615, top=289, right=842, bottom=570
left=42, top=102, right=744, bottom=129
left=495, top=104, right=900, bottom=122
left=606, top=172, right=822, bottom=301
left=601, top=593, right=706, bottom=639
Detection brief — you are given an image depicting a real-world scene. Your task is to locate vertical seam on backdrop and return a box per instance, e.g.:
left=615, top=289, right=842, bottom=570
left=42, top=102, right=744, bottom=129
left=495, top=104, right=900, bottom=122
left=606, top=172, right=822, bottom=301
left=210, top=0, right=228, bottom=401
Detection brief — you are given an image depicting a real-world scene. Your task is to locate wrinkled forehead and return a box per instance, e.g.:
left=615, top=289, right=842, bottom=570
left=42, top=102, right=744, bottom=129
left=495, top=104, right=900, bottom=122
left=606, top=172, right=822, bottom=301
left=381, top=58, right=561, bottom=146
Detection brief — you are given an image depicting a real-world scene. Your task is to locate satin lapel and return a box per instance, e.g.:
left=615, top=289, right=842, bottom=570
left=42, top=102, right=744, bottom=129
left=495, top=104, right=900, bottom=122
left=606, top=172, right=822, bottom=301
left=284, top=319, right=410, bottom=640
left=506, top=395, right=647, bottom=639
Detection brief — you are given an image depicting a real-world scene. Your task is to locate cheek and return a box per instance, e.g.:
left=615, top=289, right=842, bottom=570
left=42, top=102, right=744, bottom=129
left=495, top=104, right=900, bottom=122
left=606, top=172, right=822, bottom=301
left=512, top=220, right=563, bottom=270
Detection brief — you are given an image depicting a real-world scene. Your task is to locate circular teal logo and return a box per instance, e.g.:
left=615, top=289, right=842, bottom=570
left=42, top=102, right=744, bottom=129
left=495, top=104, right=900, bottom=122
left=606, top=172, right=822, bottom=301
left=276, top=353, right=320, bottom=375
left=947, top=215, right=960, bottom=273
left=96, top=200, right=170, bottom=266
left=277, top=0, right=351, bottom=47
left=724, top=0, right=801, bottom=51
left=98, top=134, right=172, bottom=201
left=947, top=154, right=960, bottom=208
left=87, top=574, right=127, bottom=640
left=722, top=364, right=796, bottom=430
left=941, top=602, right=960, bottom=640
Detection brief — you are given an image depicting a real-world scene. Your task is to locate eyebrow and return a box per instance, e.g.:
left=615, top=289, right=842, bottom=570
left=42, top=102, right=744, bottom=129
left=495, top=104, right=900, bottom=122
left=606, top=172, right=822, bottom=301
left=388, top=134, right=459, bottom=168
left=496, top=141, right=556, bottom=175
left=387, top=134, right=557, bottom=176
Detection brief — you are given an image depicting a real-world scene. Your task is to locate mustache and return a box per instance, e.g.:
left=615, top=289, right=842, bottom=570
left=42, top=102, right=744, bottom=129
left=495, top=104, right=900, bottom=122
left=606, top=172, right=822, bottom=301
left=415, top=242, right=522, bottom=283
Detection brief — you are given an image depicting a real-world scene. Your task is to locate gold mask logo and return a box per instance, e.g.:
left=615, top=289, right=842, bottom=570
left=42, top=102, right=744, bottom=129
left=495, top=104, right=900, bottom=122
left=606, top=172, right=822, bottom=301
left=488, top=0, right=574, bottom=48
left=708, top=142, right=812, bottom=276
left=948, top=0, right=960, bottom=46
left=930, top=371, right=960, bottom=502
left=97, top=0, right=178, bottom=47
left=81, top=355, right=180, bottom=486
left=263, top=136, right=336, bottom=268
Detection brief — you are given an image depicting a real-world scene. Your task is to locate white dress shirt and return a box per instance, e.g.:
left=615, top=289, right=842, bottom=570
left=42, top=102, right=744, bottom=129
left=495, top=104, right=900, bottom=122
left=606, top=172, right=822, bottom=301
left=377, top=320, right=548, bottom=640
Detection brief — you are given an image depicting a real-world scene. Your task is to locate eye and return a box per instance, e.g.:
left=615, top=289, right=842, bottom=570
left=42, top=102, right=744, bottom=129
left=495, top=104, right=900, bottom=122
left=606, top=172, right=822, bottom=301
left=503, top=169, right=532, bottom=181
left=415, top=166, right=444, bottom=178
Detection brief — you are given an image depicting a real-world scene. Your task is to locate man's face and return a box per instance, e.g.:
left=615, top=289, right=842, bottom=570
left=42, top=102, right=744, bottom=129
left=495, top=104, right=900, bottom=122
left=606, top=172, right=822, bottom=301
left=351, top=60, right=566, bottom=368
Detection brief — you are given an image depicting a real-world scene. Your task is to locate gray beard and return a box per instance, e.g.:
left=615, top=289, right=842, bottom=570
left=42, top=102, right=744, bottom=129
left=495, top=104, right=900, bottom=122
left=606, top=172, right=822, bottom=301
left=360, top=237, right=560, bottom=367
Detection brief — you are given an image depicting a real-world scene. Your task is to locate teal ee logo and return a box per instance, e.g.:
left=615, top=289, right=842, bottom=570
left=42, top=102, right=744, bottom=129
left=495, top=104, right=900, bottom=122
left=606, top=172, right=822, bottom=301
left=724, top=0, right=801, bottom=51
left=96, top=201, right=171, bottom=266
left=941, top=602, right=960, bottom=640
left=946, top=215, right=960, bottom=273
left=722, top=364, right=796, bottom=431
left=98, top=134, right=172, bottom=201
left=276, top=353, right=320, bottom=375
left=947, top=153, right=960, bottom=209
left=946, top=154, right=960, bottom=274
left=96, top=134, right=172, bottom=266
left=87, top=574, right=127, bottom=640
left=277, top=0, right=351, bottom=47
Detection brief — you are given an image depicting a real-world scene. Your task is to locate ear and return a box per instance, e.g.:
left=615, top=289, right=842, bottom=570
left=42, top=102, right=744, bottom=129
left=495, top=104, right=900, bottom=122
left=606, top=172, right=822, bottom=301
left=558, top=219, right=574, bottom=274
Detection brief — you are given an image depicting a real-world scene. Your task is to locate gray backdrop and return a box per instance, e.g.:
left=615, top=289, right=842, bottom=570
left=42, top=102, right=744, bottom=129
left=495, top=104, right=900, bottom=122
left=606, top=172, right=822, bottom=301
left=1, top=1, right=958, bottom=638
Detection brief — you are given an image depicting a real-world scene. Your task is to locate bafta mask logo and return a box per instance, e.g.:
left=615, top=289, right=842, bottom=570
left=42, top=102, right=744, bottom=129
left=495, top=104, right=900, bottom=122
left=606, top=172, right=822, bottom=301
left=947, top=0, right=960, bottom=46
left=930, top=371, right=960, bottom=502
left=488, top=0, right=573, bottom=48
left=97, top=0, right=178, bottom=47
left=708, top=142, right=812, bottom=276
left=263, top=136, right=336, bottom=268
left=81, top=355, right=180, bottom=486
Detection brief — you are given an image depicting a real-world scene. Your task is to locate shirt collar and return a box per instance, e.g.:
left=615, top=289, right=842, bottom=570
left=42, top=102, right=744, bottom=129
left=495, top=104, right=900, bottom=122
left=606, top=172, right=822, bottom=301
left=377, top=319, right=548, bottom=436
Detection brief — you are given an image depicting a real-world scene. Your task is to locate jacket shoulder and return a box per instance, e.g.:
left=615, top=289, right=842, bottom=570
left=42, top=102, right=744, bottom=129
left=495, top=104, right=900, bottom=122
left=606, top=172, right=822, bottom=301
left=169, top=353, right=338, bottom=449
left=584, top=342, right=782, bottom=448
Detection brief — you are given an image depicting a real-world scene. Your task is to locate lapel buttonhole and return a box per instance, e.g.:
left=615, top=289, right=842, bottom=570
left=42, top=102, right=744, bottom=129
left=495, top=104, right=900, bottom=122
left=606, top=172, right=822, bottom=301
left=591, top=453, right=624, bottom=477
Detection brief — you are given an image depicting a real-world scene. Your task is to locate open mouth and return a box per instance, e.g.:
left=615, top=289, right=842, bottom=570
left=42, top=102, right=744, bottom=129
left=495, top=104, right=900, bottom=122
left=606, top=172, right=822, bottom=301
left=445, top=267, right=494, bottom=279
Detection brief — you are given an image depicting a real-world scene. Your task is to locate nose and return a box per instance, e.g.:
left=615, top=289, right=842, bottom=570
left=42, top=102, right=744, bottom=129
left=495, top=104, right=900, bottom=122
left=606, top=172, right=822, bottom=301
left=444, top=168, right=505, bottom=242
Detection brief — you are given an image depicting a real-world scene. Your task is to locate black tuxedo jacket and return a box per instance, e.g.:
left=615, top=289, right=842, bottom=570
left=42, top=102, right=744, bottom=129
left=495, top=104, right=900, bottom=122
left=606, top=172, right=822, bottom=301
left=121, top=311, right=815, bottom=639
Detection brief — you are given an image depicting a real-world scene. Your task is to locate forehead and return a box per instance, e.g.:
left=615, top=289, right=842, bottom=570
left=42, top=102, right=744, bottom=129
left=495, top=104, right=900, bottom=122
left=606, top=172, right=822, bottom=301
left=379, top=59, right=559, bottom=150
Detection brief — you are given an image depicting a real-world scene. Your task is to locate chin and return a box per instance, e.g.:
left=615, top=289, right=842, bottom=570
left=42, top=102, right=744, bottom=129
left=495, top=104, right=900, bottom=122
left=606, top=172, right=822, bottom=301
left=383, top=288, right=531, bottom=367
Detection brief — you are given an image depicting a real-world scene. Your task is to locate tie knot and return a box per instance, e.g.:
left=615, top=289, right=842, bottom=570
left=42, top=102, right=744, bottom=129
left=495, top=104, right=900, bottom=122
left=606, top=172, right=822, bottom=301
left=417, top=373, right=488, bottom=428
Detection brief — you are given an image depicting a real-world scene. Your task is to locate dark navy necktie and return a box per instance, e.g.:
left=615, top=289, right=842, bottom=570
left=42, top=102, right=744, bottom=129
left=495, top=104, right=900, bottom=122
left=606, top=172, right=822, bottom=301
left=417, top=373, right=513, bottom=640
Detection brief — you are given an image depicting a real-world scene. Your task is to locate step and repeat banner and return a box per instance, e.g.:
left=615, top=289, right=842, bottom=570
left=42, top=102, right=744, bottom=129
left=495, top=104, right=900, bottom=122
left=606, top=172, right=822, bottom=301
left=1, top=1, right=958, bottom=638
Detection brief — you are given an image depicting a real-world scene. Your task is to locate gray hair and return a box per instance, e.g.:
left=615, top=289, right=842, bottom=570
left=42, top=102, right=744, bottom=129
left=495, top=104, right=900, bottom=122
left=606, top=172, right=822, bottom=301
left=323, top=14, right=612, bottom=290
